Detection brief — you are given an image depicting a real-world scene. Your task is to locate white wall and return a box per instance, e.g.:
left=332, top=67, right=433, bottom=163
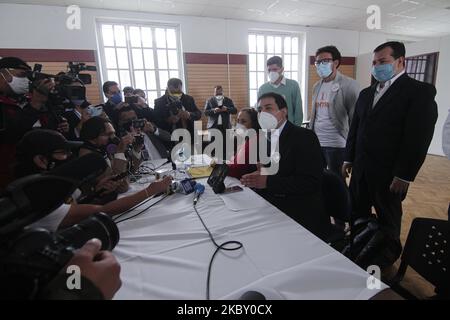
left=406, top=36, right=450, bottom=156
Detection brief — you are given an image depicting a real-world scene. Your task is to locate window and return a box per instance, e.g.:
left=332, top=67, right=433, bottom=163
left=406, top=52, right=439, bottom=85
left=97, top=22, right=183, bottom=107
left=248, top=33, right=300, bottom=107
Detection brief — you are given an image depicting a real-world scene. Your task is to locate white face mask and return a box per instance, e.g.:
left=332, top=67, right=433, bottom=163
left=2, top=69, right=29, bottom=95
left=258, top=111, right=279, bottom=130
left=235, top=123, right=248, bottom=136
left=268, top=71, right=281, bottom=84
left=215, top=95, right=224, bottom=106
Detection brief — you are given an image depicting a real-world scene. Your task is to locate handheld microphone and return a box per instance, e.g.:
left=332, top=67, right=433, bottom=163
left=193, top=183, right=205, bottom=205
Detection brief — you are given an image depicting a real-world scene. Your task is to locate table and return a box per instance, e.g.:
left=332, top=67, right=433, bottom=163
left=112, top=159, right=388, bottom=300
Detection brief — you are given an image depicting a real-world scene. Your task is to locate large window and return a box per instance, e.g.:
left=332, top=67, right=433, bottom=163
left=248, top=33, right=300, bottom=107
left=406, top=52, right=439, bottom=85
left=97, top=22, right=183, bottom=107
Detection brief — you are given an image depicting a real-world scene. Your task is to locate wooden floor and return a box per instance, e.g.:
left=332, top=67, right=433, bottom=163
left=383, top=155, right=450, bottom=298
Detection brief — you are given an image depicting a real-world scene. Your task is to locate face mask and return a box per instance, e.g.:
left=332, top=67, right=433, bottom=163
left=110, top=92, right=123, bottom=105
left=316, top=62, right=333, bottom=79
left=258, top=111, right=279, bottom=130
left=268, top=71, right=281, bottom=84
left=235, top=123, right=248, bottom=136
left=2, top=69, right=29, bottom=95
left=215, top=95, right=224, bottom=100
left=372, top=62, right=395, bottom=83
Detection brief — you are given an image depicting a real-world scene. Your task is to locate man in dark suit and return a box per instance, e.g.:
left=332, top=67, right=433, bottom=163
left=154, top=78, right=201, bottom=142
left=204, top=85, right=237, bottom=131
left=241, top=92, right=331, bottom=240
left=117, top=106, right=171, bottom=160
left=342, top=41, right=438, bottom=267
left=101, top=81, right=124, bottom=126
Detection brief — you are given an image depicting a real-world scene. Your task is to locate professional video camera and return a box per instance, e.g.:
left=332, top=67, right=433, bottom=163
left=0, top=153, right=119, bottom=299
left=26, top=62, right=97, bottom=120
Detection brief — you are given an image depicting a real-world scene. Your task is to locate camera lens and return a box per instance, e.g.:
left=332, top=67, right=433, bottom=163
left=57, top=212, right=119, bottom=251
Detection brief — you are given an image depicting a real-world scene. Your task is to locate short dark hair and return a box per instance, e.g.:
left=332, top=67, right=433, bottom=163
left=267, top=56, right=283, bottom=68
left=80, top=116, right=111, bottom=141
left=374, top=41, right=406, bottom=60
left=123, top=86, right=134, bottom=94
left=167, top=78, right=182, bottom=89
left=240, top=107, right=261, bottom=130
left=316, top=45, right=342, bottom=68
left=257, top=92, right=288, bottom=110
left=117, top=106, right=137, bottom=120
left=133, top=88, right=145, bottom=97
left=102, top=81, right=118, bottom=95
left=215, top=85, right=223, bottom=90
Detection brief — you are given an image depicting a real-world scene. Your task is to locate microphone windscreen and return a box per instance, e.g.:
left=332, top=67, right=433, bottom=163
left=106, top=143, right=118, bottom=155
left=195, top=183, right=205, bottom=194
left=45, top=153, right=107, bottom=186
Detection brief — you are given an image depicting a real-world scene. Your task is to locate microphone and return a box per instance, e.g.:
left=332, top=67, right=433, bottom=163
left=106, top=143, right=117, bottom=155
left=193, top=183, right=205, bottom=205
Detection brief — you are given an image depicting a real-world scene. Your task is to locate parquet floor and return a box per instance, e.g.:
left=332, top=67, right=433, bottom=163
left=384, top=155, right=450, bottom=298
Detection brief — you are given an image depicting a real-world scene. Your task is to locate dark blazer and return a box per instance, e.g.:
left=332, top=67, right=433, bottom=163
left=204, top=96, right=237, bottom=129
left=258, top=121, right=331, bottom=240
left=345, top=73, right=438, bottom=186
left=154, top=93, right=202, bottom=138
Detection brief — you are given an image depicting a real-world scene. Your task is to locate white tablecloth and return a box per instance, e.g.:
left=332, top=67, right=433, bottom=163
left=113, top=162, right=387, bottom=300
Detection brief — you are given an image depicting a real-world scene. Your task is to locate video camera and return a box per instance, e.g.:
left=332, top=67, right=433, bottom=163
left=26, top=62, right=97, bottom=120
left=0, top=153, right=119, bottom=299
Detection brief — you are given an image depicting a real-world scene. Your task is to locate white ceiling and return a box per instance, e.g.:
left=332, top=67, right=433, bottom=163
left=2, top=0, right=450, bottom=38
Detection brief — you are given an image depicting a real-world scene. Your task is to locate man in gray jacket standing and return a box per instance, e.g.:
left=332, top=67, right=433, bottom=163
left=310, top=46, right=360, bottom=176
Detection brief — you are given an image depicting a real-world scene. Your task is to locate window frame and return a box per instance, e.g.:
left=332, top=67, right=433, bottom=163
left=96, top=19, right=185, bottom=107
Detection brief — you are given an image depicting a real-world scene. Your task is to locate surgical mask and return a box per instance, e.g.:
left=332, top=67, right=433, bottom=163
left=316, top=62, right=333, bottom=79
left=169, top=91, right=182, bottom=100
left=268, top=71, right=281, bottom=84
left=258, top=111, right=279, bottom=130
left=235, top=123, right=248, bottom=136
left=2, top=69, right=29, bottom=95
left=216, top=95, right=224, bottom=106
left=372, top=63, right=395, bottom=83
left=110, top=92, right=123, bottom=105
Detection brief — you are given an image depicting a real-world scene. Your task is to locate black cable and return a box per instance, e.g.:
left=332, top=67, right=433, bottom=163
left=193, top=204, right=243, bottom=300
left=114, top=194, right=169, bottom=224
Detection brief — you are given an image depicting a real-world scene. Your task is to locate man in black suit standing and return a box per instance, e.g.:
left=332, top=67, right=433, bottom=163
left=241, top=92, right=331, bottom=240
left=154, top=78, right=201, bottom=142
left=342, top=41, right=438, bottom=267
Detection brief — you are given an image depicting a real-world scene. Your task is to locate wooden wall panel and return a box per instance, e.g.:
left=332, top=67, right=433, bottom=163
left=307, top=57, right=356, bottom=121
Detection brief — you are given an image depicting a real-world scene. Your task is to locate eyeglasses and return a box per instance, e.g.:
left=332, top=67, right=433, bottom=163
left=314, top=59, right=333, bottom=66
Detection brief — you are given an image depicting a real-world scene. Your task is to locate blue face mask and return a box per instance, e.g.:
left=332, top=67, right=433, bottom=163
left=372, top=63, right=395, bottom=83
left=316, top=62, right=333, bottom=79
left=110, top=92, right=122, bottom=105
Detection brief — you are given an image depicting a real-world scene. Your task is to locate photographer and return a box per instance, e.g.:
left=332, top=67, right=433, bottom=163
left=154, top=78, right=201, bottom=140
left=78, top=117, right=141, bottom=200
left=0, top=57, right=69, bottom=189
left=117, top=106, right=171, bottom=161
left=102, top=81, right=125, bottom=126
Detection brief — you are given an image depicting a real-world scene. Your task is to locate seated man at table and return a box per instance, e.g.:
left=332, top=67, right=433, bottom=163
left=241, top=92, right=332, bottom=240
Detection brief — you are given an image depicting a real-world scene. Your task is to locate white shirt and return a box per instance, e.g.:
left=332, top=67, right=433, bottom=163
left=269, top=76, right=287, bottom=89
left=269, top=120, right=287, bottom=157
left=143, top=133, right=163, bottom=160
left=373, top=70, right=406, bottom=107
left=313, top=81, right=346, bottom=148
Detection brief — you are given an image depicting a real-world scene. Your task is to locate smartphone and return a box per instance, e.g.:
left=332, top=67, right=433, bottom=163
left=125, top=96, right=139, bottom=104
left=224, top=186, right=243, bottom=194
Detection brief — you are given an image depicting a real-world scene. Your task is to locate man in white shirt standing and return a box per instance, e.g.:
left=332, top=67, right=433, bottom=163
left=310, top=46, right=360, bottom=177
left=343, top=42, right=438, bottom=269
